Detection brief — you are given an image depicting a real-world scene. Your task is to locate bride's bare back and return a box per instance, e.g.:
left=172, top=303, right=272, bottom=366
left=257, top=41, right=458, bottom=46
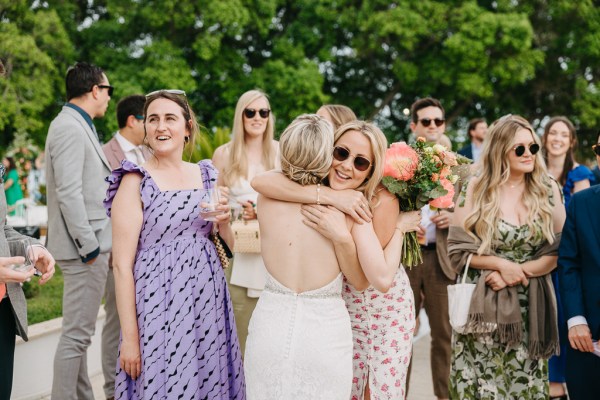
left=258, top=194, right=343, bottom=293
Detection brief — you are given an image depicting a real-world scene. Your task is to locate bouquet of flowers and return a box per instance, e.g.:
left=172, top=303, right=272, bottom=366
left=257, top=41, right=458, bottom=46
left=382, top=137, right=466, bottom=268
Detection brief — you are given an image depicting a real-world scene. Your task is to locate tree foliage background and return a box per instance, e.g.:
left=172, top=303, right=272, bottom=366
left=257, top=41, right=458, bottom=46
left=1, top=0, right=599, bottom=159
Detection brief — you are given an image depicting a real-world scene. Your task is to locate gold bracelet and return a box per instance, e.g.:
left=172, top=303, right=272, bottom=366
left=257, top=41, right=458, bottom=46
left=316, top=183, right=321, bottom=205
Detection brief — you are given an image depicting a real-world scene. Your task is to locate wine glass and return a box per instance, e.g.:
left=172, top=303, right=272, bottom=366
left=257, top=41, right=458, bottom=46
left=199, top=186, right=227, bottom=222
left=7, top=238, right=35, bottom=272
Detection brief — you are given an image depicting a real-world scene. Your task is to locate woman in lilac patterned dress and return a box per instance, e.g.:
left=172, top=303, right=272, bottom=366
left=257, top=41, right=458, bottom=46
left=104, top=90, right=244, bottom=399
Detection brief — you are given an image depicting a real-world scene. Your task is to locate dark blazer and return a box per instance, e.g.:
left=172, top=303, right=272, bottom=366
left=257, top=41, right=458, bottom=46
left=558, top=185, right=600, bottom=339
left=457, top=144, right=473, bottom=160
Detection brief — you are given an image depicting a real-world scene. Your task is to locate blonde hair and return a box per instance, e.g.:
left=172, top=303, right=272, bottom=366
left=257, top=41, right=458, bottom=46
left=464, top=115, right=555, bottom=254
left=223, top=89, right=277, bottom=186
left=319, top=104, right=357, bottom=131
left=333, top=121, right=387, bottom=203
left=279, top=114, right=334, bottom=186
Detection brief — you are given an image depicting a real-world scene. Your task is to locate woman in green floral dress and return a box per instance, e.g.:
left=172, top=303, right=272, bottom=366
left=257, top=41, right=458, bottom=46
left=447, top=115, right=565, bottom=399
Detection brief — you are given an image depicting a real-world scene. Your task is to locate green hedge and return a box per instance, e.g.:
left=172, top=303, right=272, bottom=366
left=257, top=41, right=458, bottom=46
left=26, top=265, right=63, bottom=325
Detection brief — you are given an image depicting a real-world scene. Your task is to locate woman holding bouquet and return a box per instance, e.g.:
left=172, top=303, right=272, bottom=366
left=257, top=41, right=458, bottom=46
left=447, top=115, right=565, bottom=399
left=252, top=120, right=421, bottom=400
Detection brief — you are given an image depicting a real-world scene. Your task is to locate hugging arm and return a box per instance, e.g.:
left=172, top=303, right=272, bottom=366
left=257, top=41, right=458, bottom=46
left=252, top=171, right=371, bottom=223
left=301, top=205, right=368, bottom=290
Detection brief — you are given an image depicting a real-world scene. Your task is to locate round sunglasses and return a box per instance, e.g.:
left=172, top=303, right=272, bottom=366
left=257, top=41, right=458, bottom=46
left=512, top=143, right=540, bottom=157
left=244, top=108, right=270, bottom=119
left=593, top=144, right=600, bottom=156
left=418, top=118, right=445, bottom=127
left=333, top=146, right=372, bottom=171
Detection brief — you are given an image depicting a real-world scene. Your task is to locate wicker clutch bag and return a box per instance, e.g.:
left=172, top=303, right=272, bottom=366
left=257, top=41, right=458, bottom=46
left=232, top=219, right=261, bottom=253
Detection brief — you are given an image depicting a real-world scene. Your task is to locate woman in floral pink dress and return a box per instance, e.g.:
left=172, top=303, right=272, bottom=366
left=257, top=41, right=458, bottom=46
left=253, top=120, right=420, bottom=399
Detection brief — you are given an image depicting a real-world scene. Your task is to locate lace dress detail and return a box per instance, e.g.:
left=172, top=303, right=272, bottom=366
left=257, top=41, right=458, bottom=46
left=244, top=272, right=352, bottom=399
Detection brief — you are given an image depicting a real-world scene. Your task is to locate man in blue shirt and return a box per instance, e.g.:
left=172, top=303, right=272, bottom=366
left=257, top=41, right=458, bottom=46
left=457, top=118, right=487, bottom=162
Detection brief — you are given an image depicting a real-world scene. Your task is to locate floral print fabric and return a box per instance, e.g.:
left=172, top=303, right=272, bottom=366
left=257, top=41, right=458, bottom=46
left=449, top=220, right=549, bottom=399
left=344, top=268, right=415, bottom=400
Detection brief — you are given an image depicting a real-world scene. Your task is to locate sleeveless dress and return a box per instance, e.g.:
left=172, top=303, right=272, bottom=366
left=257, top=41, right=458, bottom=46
left=104, top=160, right=245, bottom=400
left=449, top=220, right=549, bottom=399
left=344, top=268, right=416, bottom=400
left=244, top=272, right=353, bottom=399
left=229, top=177, right=267, bottom=297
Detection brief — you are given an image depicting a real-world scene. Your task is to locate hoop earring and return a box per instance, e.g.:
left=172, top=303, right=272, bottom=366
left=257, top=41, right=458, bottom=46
left=184, top=136, right=190, bottom=144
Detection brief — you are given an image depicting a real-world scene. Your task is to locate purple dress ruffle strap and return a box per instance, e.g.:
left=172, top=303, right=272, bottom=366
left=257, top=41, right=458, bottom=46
left=103, top=159, right=146, bottom=217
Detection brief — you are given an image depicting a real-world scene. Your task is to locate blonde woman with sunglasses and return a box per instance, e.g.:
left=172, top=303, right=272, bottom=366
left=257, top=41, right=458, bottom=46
left=252, top=120, right=421, bottom=400
left=447, top=115, right=565, bottom=399
left=212, top=89, right=279, bottom=354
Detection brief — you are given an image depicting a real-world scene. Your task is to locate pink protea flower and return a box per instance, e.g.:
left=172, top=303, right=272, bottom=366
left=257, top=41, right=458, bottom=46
left=384, top=142, right=419, bottom=181
left=430, top=178, right=455, bottom=209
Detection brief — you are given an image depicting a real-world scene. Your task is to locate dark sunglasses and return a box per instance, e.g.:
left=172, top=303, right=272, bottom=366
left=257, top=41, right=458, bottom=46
left=332, top=146, right=372, bottom=172
left=244, top=108, right=270, bottom=119
left=419, top=118, right=445, bottom=127
left=97, top=84, right=114, bottom=96
left=512, top=143, right=540, bottom=157
left=593, top=144, right=600, bottom=156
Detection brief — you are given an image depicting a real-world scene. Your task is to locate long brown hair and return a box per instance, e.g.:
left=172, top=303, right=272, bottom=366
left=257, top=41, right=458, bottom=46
left=541, top=116, right=577, bottom=186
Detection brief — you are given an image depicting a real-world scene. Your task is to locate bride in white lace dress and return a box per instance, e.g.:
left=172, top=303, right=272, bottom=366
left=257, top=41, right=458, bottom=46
left=244, top=115, right=406, bottom=400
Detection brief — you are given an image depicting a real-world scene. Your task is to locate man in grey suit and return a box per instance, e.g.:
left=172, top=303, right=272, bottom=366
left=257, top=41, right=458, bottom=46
left=100, top=94, right=147, bottom=400
left=46, top=62, right=113, bottom=400
left=0, top=59, right=56, bottom=400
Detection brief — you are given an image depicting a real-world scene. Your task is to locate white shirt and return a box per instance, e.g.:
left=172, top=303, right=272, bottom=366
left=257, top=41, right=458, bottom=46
left=115, top=132, right=145, bottom=165
left=421, top=205, right=437, bottom=245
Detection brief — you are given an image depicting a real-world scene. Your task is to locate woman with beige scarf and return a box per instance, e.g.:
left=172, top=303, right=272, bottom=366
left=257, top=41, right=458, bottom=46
left=447, top=115, right=565, bottom=399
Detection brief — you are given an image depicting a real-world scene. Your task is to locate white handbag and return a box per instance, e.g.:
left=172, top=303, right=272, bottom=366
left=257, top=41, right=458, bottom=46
left=447, top=253, right=476, bottom=333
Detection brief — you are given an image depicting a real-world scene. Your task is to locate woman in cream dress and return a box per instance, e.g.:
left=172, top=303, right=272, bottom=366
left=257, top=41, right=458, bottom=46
left=212, top=89, right=279, bottom=353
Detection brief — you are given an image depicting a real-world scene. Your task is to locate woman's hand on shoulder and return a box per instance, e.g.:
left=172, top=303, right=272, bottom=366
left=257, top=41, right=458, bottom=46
left=301, top=204, right=352, bottom=243
left=322, top=187, right=372, bottom=224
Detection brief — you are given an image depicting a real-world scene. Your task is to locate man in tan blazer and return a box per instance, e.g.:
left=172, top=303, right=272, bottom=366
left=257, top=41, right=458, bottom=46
left=100, top=94, right=147, bottom=400
left=405, top=97, right=455, bottom=400
left=45, top=62, right=113, bottom=400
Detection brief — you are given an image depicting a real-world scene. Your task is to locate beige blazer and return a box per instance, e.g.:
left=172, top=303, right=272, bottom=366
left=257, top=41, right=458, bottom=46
left=102, top=135, right=151, bottom=170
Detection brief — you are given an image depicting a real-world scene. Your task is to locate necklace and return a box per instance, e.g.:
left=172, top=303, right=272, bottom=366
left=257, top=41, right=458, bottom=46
left=507, top=179, right=525, bottom=188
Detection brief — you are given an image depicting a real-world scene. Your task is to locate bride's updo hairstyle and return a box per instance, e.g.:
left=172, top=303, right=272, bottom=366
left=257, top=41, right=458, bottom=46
left=279, top=114, right=334, bottom=186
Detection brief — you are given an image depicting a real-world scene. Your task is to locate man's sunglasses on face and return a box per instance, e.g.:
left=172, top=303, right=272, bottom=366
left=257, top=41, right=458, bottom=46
left=418, top=118, right=445, bottom=127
